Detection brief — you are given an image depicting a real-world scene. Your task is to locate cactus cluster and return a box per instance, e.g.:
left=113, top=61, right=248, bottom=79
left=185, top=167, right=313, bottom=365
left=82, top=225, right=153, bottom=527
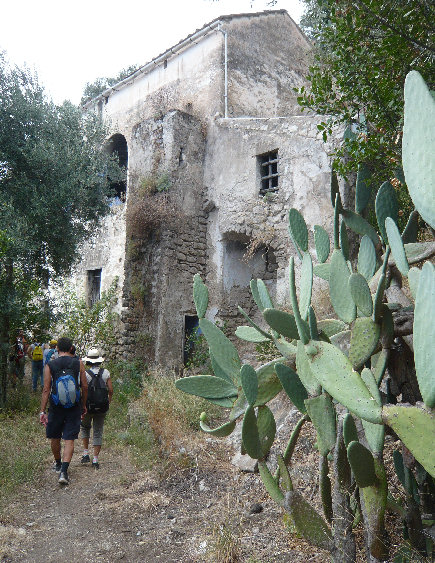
left=175, top=70, right=435, bottom=562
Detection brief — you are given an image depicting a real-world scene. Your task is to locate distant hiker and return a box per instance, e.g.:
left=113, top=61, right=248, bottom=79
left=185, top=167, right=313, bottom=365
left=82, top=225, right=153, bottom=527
left=39, top=336, right=88, bottom=486
left=43, top=339, right=58, bottom=366
left=80, top=348, right=113, bottom=469
left=28, top=340, right=44, bottom=391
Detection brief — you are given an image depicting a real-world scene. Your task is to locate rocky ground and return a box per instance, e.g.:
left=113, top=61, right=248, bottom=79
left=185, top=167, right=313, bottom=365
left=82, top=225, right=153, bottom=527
left=0, top=395, right=330, bottom=562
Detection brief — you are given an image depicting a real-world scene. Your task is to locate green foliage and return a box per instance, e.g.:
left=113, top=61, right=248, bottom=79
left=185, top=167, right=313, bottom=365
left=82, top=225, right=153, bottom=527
left=184, top=326, right=212, bottom=372
left=0, top=398, right=51, bottom=512
left=53, top=278, right=120, bottom=357
left=298, top=0, right=435, bottom=190
left=0, top=53, right=124, bottom=405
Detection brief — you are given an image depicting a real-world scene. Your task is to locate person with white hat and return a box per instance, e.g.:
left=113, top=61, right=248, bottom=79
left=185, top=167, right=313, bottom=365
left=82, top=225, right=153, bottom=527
left=80, top=347, right=113, bottom=469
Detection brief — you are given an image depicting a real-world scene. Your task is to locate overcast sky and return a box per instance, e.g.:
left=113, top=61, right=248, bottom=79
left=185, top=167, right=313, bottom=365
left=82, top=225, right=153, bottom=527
left=0, top=0, right=305, bottom=105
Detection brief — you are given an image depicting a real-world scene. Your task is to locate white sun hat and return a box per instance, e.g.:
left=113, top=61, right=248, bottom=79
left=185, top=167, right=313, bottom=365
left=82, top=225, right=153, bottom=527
left=83, top=347, right=105, bottom=364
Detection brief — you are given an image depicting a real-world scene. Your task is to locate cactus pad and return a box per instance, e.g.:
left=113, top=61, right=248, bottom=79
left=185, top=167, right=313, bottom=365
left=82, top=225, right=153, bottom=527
left=317, top=319, right=347, bottom=337
left=343, top=413, right=358, bottom=447
left=275, top=363, right=308, bottom=414
left=358, top=235, right=377, bottom=281
left=257, top=405, right=276, bottom=457
left=329, top=249, right=357, bottom=324
left=258, top=461, right=284, bottom=505
left=299, top=252, right=313, bottom=321
left=413, top=261, right=435, bottom=408
left=241, top=364, right=258, bottom=406
left=288, top=208, right=309, bottom=254
left=407, top=267, right=421, bottom=300
left=193, top=273, right=209, bottom=318
left=284, top=491, right=333, bottom=551
left=263, top=308, right=300, bottom=340
left=296, top=340, right=322, bottom=396
left=342, top=209, right=380, bottom=247
left=349, top=317, right=380, bottom=370
left=382, top=405, right=435, bottom=477
left=306, top=341, right=383, bottom=424
left=175, top=375, right=238, bottom=399
left=314, top=225, right=330, bottom=263
left=235, top=325, right=270, bottom=343
left=305, top=394, right=337, bottom=455
left=385, top=217, right=409, bottom=276
left=313, top=263, right=330, bottom=280
left=200, top=419, right=236, bottom=437
left=347, top=441, right=377, bottom=488
left=349, top=272, right=373, bottom=316
left=356, top=162, right=372, bottom=214
left=242, top=405, right=263, bottom=460
left=199, top=318, right=241, bottom=384
left=402, top=70, right=435, bottom=230
left=375, top=181, right=399, bottom=243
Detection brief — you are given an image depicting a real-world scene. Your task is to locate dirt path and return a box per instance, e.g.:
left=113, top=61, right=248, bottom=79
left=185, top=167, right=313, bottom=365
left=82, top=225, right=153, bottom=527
left=0, top=434, right=328, bottom=563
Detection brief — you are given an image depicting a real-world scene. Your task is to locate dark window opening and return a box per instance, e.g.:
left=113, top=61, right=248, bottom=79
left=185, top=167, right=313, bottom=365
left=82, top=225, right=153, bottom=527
left=258, top=150, right=279, bottom=196
left=106, top=133, right=128, bottom=201
left=184, top=315, right=200, bottom=366
left=86, top=269, right=102, bottom=307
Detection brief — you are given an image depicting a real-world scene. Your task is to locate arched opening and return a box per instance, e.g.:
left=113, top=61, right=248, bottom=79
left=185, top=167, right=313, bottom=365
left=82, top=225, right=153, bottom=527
left=106, top=133, right=128, bottom=201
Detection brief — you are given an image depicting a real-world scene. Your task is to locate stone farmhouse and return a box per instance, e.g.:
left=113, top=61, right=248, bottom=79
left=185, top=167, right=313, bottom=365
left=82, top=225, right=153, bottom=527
left=75, top=9, right=335, bottom=368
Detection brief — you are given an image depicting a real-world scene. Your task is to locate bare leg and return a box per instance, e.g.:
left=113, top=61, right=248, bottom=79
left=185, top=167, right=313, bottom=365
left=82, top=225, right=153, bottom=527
left=51, top=438, right=61, bottom=460
left=63, top=440, right=75, bottom=463
left=93, top=445, right=101, bottom=457
left=82, top=437, right=90, bottom=450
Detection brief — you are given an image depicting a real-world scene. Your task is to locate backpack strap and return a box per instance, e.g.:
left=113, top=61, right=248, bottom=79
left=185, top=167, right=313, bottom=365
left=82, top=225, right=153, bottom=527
left=97, top=367, right=105, bottom=378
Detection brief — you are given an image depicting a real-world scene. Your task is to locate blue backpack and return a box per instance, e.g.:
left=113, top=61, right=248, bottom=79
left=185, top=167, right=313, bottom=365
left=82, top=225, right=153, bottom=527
left=51, top=359, right=80, bottom=408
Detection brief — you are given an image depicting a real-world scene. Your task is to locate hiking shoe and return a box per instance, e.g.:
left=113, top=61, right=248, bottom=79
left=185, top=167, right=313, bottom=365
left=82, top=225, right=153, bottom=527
left=58, top=472, right=69, bottom=485
left=53, top=461, right=62, bottom=473
left=92, top=461, right=100, bottom=470
left=81, top=454, right=90, bottom=464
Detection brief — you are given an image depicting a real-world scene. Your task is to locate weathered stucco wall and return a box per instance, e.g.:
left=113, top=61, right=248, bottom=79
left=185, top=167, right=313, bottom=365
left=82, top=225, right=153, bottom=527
left=120, top=110, right=207, bottom=367
left=203, top=115, right=334, bottom=330
left=69, top=10, right=338, bottom=367
left=225, top=11, right=311, bottom=117
left=70, top=204, right=126, bottom=313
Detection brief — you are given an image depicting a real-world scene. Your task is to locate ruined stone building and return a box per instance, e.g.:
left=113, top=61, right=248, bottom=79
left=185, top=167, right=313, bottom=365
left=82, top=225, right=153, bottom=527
left=75, top=10, right=335, bottom=368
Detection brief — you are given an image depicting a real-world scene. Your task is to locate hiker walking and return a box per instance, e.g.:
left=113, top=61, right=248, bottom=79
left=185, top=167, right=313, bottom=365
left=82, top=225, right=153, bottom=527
left=80, top=348, right=113, bottom=469
left=43, top=339, right=58, bottom=366
left=28, top=340, right=44, bottom=391
left=39, top=337, right=88, bottom=485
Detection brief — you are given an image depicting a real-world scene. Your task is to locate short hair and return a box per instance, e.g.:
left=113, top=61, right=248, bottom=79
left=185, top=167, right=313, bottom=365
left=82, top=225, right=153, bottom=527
left=57, top=337, right=73, bottom=353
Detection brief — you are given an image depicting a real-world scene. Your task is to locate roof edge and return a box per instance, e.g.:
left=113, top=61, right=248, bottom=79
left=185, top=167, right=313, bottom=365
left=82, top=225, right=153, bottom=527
left=82, top=10, right=299, bottom=110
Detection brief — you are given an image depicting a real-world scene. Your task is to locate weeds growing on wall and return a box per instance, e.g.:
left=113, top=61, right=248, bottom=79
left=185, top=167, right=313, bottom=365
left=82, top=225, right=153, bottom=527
left=126, top=173, right=184, bottom=244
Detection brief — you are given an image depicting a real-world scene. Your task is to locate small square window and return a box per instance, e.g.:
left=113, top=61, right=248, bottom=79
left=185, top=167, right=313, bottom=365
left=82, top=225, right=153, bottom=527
left=258, top=150, right=279, bottom=196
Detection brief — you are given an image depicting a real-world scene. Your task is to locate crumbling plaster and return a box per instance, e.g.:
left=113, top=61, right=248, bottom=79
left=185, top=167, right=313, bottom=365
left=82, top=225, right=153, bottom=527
left=204, top=115, right=335, bottom=319
left=72, top=10, right=340, bottom=365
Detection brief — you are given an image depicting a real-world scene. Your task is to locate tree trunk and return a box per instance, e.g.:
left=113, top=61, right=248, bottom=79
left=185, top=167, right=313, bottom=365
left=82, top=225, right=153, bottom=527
left=0, top=262, right=13, bottom=408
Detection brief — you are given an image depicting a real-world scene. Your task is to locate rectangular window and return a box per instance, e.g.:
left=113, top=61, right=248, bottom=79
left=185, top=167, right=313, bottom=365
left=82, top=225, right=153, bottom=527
left=258, top=150, right=279, bottom=196
left=86, top=269, right=102, bottom=307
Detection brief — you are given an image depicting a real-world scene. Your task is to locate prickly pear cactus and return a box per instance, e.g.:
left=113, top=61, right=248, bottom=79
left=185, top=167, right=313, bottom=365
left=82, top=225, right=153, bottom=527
left=176, top=71, right=435, bottom=563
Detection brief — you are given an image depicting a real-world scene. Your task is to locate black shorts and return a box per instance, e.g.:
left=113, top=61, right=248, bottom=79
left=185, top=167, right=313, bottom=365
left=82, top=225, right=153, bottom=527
left=46, top=404, right=81, bottom=440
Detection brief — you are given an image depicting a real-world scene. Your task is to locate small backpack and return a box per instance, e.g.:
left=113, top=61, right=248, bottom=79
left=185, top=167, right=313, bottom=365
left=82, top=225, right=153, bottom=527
left=86, top=368, right=109, bottom=414
left=32, top=345, right=43, bottom=361
left=51, top=360, right=80, bottom=408
left=45, top=348, right=56, bottom=364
